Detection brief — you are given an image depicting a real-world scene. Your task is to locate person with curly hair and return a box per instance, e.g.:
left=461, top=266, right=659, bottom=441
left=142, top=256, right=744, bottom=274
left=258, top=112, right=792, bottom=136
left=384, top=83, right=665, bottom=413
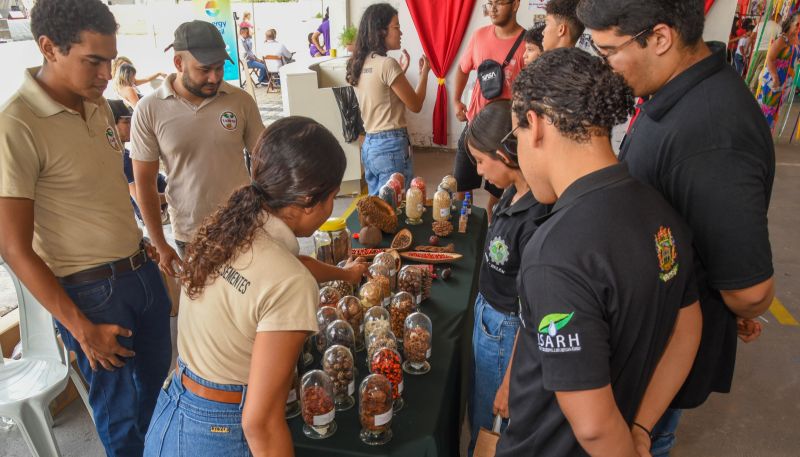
left=346, top=3, right=430, bottom=195
left=542, top=0, right=584, bottom=51
left=496, top=47, right=702, bottom=457
left=144, top=117, right=347, bottom=457
left=578, top=0, right=775, bottom=454
left=0, top=0, right=172, bottom=455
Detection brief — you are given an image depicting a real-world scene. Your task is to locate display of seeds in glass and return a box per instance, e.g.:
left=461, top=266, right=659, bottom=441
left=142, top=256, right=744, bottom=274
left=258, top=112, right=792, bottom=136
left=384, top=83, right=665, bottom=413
left=325, top=319, right=356, bottom=358
left=285, top=367, right=301, bottom=419
left=370, top=347, right=405, bottom=412
left=301, top=370, right=337, bottom=439
left=403, top=311, right=432, bottom=375
left=318, top=286, right=341, bottom=308
left=367, top=330, right=398, bottom=365
left=372, top=251, right=398, bottom=290
left=389, top=291, right=417, bottom=341
left=397, top=266, right=423, bottom=304
left=322, top=345, right=355, bottom=411
left=368, top=263, right=391, bottom=307
left=302, top=336, right=314, bottom=367
left=325, top=280, right=353, bottom=299
left=359, top=280, right=384, bottom=310
left=316, top=307, right=343, bottom=354
left=379, top=184, right=398, bottom=214
left=364, top=306, right=391, bottom=343
left=337, top=296, right=365, bottom=352
left=359, top=374, right=394, bottom=446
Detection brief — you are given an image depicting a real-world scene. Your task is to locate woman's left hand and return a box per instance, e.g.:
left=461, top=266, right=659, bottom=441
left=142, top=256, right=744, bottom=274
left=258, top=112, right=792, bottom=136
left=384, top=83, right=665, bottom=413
left=419, top=54, right=430, bottom=75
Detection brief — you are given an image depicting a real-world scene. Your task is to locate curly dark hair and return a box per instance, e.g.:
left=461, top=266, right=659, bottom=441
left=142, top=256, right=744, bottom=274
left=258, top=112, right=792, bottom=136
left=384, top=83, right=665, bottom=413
left=512, top=47, right=633, bottom=143
left=524, top=24, right=545, bottom=50
left=30, top=0, right=117, bottom=54
left=545, top=0, right=585, bottom=43
left=346, top=3, right=397, bottom=86
left=577, top=0, right=704, bottom=47
left=182, top=117, right=347, bottom=299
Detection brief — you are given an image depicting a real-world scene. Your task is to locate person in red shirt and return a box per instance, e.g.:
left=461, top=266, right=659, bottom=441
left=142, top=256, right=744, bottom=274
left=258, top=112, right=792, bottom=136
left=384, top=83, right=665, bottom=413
left=452, top=0, right=526, bottom=218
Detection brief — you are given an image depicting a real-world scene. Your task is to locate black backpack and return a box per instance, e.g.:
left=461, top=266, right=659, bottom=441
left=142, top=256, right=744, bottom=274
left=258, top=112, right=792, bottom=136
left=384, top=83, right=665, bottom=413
left=477, top=31, right=525, bottom=100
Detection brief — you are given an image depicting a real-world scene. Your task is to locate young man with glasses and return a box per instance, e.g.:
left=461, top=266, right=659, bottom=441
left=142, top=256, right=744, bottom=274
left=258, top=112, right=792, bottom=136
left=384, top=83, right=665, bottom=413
left=542, top=0, right=585, bottom=51
left=578, top=1, right=775, bottom=455
left=452, top=0, right=525, bottom=219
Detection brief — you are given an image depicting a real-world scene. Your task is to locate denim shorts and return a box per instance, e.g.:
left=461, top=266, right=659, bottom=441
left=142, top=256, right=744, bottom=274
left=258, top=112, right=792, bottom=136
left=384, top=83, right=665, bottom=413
left=144, top=361, right=251, bottom=457
left=362, top=128, right=413, bottom=195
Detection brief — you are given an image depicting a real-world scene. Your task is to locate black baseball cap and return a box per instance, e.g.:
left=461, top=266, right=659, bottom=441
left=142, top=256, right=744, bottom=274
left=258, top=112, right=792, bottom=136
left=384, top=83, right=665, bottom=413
left=165, top=20, right=233, bottom=65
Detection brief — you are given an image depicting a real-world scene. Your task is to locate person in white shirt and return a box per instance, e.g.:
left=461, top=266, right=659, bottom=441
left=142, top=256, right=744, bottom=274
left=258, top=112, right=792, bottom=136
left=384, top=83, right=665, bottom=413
left=748, top=14, right=782, bottom=90
left=263, top=29, right=293, bottom=74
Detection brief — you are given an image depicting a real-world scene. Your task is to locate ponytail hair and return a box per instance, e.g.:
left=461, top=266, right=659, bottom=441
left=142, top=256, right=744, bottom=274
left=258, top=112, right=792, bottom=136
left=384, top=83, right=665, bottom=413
left=182, top=116, right=347, bottom=298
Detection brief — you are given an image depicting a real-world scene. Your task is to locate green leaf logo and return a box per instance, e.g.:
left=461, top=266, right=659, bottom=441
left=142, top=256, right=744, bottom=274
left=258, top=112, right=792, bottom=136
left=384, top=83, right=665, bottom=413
left=538, top=312, right=574, bottom=336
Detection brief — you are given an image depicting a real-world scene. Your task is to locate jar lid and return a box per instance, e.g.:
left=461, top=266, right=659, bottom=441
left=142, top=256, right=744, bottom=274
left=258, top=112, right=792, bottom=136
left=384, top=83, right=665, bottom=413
left=319, top=217, right=347, bottom=232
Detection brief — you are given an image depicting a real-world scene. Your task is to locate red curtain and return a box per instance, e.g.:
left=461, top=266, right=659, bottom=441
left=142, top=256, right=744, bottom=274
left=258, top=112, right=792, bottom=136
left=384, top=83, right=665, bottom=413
left=705, top=0, right=715, bottom=15
left=406, top=0, right=476, bottom=145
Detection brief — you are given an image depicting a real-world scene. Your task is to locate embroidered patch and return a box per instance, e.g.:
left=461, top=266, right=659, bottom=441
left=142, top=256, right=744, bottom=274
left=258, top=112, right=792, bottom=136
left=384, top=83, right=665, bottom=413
left=537, top=312, right=581, bottom=353
left=220, top=111, right=238, bottom=131
left=210, top=426, right=230, bottom=433
left=488, top=236, right=510, bottom=266
left=655, top=226, right=679, bottom=282
left=105, top=128, right=121, bottom=151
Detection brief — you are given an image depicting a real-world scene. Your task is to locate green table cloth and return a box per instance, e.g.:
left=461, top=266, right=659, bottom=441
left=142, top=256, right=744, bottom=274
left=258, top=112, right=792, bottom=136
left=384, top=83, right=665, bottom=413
left=291, top=205, right=488, bottom=457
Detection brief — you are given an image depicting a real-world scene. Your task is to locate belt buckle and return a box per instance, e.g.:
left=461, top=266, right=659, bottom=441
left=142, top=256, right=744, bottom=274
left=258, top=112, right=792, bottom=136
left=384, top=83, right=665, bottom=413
left=129, top=250, right=144, bottom=271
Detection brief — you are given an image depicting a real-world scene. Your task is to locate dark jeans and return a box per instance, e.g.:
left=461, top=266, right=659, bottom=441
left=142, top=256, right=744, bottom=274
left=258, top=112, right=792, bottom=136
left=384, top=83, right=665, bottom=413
left=56, top=258, right=172, bottom=457
left=247, top=59, right=268, bottom=84
left=651, top=408, right=683, bottom=457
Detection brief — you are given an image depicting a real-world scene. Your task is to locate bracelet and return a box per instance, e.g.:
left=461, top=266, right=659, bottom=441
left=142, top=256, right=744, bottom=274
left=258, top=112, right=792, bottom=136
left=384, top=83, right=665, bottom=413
left=632, top=422, right=652, bottom=438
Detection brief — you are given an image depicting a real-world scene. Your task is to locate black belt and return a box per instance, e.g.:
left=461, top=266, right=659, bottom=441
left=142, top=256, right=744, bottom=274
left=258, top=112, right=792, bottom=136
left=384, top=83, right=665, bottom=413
left=59, top=248, right=148, bottom=285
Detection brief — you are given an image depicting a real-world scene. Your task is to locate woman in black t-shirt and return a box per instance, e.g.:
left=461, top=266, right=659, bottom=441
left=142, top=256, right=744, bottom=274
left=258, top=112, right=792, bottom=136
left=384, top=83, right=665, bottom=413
left=465, top=100, right=547, bottom=456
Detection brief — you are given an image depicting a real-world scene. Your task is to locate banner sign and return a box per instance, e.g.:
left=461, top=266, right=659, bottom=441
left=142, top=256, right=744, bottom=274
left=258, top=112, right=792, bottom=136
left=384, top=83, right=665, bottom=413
left=193, top=0, right=239, bottom=81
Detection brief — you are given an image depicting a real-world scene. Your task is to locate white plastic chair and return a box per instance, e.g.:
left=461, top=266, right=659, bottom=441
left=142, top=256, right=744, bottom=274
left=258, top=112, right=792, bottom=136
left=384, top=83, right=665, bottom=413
left=0, top=256, right=92, bottom=457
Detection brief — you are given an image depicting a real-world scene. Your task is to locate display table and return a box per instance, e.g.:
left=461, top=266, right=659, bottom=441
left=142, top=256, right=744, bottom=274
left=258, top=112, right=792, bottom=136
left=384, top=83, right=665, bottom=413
left=290, top=206, right=488, bottom=456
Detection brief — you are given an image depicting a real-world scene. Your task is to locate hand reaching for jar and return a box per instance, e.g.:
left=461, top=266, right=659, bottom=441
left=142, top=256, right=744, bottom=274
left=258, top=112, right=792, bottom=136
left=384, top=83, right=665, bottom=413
left=343, top=256, right=369, bottom=284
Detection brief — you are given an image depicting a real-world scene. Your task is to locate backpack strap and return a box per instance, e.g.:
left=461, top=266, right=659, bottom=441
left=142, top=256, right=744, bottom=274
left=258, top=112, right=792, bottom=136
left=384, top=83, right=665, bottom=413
left=502, top=31, right=526, bottom=67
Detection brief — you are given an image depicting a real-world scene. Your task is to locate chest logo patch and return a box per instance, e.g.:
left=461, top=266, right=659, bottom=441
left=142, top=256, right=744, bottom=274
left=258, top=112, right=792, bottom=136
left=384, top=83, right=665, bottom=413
left=655, top=226, right=679, bottom=283
left=105, top=128, right=121, bottom=151
left=488, top=236, right=510, bottom=265
left=220, top=111, right=238, bottom=131
left=537, top=312, right=580, bottom=353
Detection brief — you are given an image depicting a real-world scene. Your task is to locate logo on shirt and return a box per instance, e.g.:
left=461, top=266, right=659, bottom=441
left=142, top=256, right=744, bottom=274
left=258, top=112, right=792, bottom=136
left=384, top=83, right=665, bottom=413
left=537, top=312, right=581, bottom=353
left=655, top=226, right=679, bottom=283
left=488, top=236, right=510, bottom=266
left=105, top=127, right=121, bottom=151
left=220, top=111, right=238, bottom=131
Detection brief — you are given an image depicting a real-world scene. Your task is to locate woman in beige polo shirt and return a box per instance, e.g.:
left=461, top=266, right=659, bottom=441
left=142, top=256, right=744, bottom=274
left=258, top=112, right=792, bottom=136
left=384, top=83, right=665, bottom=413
left=143, top=117, right=347, bottom=457
left=346, top=3, right=431, bottom=195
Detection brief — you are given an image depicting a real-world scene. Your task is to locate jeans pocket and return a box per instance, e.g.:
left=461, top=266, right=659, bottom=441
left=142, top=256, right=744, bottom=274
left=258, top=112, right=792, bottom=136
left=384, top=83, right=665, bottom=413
left=64, top=279, right=114, bottom=315
left=179, top=409, right=249, bottom=457
left=478, top=301, right=503, bottom=342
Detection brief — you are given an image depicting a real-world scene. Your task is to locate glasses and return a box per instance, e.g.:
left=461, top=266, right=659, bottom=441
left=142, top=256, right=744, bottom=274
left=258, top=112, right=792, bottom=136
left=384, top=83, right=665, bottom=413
left=483, top=1, right=514, bottom=14
left=466, top=126, right=518, bottom=166
left=589, top=28, right=652, bottom=62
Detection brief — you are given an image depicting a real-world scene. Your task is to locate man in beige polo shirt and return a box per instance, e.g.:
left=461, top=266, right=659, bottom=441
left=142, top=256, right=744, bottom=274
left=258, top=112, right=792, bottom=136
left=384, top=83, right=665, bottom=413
left=132, top=21, right=264, bottom=275
left=0, top=1, right=171, bottom=455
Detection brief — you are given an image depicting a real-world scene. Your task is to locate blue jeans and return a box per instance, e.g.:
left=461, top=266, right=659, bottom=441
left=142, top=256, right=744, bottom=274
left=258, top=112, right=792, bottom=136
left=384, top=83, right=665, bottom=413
left=247, top=60, right=268, bottom=84
left=56, top=257, right=171, bottom=457
left=144, top=361, right=251, bottom=457
left=468, top=293, right=520, bottom=457
left=650, top=408, right=683, bottom=457
left=362, top=128, right=413, bottom=195
left=734, top=53, right=745, bottom=76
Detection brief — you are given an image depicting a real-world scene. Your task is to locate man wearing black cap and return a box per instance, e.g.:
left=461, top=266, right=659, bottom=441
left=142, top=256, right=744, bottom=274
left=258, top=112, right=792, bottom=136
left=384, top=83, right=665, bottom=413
left=131, top=20, right=265, bottom=277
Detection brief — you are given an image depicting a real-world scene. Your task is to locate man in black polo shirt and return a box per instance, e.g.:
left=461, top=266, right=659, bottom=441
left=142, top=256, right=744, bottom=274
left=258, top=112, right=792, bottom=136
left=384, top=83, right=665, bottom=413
left=578, top=1, right=775, bottom=454
left=497, top=47, right=702, bottom=457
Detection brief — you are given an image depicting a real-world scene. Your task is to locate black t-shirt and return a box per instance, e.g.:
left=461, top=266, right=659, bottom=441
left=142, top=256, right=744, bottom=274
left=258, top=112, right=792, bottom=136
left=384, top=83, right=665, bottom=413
left=620, top=42, right=774, bottom=408
left=479, top=185, right=547, bottom=313
left=496, top=164, right=698, bottom=457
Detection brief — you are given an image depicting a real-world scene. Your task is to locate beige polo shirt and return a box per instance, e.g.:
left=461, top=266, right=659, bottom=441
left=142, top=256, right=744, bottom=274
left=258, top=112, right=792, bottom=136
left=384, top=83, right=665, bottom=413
left=178, top=214, right=318, bottom=385
left=130, top=75, right=265, bottom=242
left=353, top=53, right=407, bottom=133
left=0, top=68, right=142, bottom=277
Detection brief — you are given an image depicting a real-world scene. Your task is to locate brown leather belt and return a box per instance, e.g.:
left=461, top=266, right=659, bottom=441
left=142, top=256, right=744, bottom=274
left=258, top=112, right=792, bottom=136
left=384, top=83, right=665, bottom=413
left=58, top=248, right=148, bottom=285
left=181, top=372, right=243, bottom=404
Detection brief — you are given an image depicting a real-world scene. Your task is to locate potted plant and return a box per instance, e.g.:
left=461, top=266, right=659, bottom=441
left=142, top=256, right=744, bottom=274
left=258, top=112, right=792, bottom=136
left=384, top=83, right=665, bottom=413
left=339, top=26, right=357, bottom=53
